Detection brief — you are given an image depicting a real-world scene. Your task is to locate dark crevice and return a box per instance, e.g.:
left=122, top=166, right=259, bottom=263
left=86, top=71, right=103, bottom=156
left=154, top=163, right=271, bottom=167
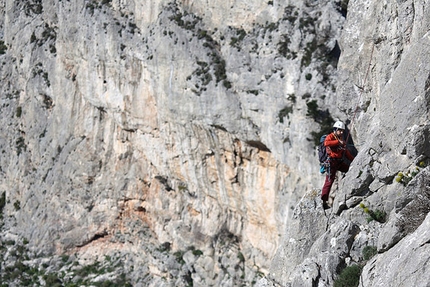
left=424, top=72, right=430, bottom=106
left=336, top=202, right=348, bottom=216
left=245, top=141, right=271, bottom=152
left=419, top=239, right=430, bottom=248
left=136, top=206, right=146, bottom=212
left=77, top=230, right=108, bottom=248
left=155, top=175, right=173, bottom=191
left=324, top=209, right=332, bottom=231
left=336, top=0, right=349, bottom=18
left=123, top=128, right=137, bottom=133
left=313, top=263, right=322, bottom=287
left=327, top=41, right=341, bottom=68
left=211, top=124, right=228, bottom=132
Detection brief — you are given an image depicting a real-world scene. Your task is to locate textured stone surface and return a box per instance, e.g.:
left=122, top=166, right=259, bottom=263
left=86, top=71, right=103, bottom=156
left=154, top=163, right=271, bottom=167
left=1, top=0, right=430, bottom=286
left=268, top=189, right=328, bottom=286
left=0, top=0, right=345, bottom=285
left=264, top=0, right=430, bottom=286
left=362, top=212, right=430, bottom=287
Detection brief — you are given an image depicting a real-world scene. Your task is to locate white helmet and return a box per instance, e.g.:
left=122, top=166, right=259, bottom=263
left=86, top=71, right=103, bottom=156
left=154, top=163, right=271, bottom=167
left=333, top=121, right=345, bottom=130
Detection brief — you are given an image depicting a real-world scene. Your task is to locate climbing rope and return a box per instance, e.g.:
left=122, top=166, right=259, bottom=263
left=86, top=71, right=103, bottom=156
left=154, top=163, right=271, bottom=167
left=345, top=43, right=375, bottom=144
left=335, top=44, right=375, bottom=206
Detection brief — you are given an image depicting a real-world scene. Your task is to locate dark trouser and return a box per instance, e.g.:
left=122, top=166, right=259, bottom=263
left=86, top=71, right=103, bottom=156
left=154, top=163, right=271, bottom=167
left=321, top=160, right=350, bottom=202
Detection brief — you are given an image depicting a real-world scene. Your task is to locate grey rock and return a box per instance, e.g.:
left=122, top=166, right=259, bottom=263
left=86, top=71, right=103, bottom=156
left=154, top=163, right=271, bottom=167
left=269, top=189, right=328, bottom=285
left=255, top=277, right=278, bottom=287
left=362, top=212, right=430, bottom=287
left=0, top=0, right=430, bottom=286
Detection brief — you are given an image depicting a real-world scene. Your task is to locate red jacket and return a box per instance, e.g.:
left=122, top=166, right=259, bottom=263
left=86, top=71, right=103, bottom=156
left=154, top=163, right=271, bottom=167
left=324, top=132, right=354, bottom=161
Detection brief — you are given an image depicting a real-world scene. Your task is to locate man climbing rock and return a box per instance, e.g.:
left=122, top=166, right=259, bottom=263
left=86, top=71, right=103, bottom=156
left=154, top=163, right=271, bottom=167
left=321, top=121, right=355, bottom=209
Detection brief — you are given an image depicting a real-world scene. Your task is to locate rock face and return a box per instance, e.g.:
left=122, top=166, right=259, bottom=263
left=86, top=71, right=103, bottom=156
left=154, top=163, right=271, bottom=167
left=263, top=0, right=430, bottom=286
left=0, top=0, right=429, bottom=286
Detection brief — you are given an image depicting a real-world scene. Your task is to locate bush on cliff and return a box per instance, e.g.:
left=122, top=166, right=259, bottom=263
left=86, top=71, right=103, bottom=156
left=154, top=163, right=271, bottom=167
left=333, top=264, right=362, bottom=287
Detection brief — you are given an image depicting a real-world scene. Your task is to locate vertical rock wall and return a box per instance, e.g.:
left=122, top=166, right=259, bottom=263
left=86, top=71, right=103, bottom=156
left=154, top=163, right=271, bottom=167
left=0, top=0, right=375, bottom=285
left=15, top=0, right=430, bottom=286
left=264, top=0, right=430, bottom=286
left=3, top=0, right=429, bottom=286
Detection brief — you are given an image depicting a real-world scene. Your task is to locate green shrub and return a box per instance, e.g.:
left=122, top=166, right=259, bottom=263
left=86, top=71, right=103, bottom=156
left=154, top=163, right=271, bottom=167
left=41, top=24, right=56, bottom=42
left=192, top=249, right=203, bottom=256
left=287, top=93, right=296, bottom=103
left=369, top=209, right=386, bottom=223
left=223, top=80, right=232, bottom=89
left=237, top=252, right=245, bottom=262
left=395, top=165, right=423, bottom=186
left=334, top=265, right=362, bottom=287
left=24, top=1, right=43, bottom=15
left=247, top=90, right=259, bottom=95
left=49, top=44, right=56, bottom=54
left=301, top=38, right=317, bottom=67
left=340, top=0, right=349, bottom=14
left=157, top=242, right=171, bottom=252
left=14, top=200, right=21, bottom=211
left=86, top=2, right=96, bottom=14
left=229, top=28, right=246, bottom=47
left=16, top=106, right=22, bottom=117
left=263, top=21, right=277, bottom=32
left=0, top=191, right=6, bottom=214
left=174, top=251, right=185, bottom=264
left=43, top=273, right=62, bottom=286
left=359, top=203, right=386, bottom=223
left=278, top=105, right=293, bottom=123
left=16, top=136, right=27, bottom=155
left=362, top=245, right=377, bottom=260
left=61, top=254, right=70, bottom=263
left=0, top=40, right=7, bottom=54
left=305, top=100, right=334, bottom=145
left=278, top=35, right=292, bottom=58
left=30, top=32, right=37, bottom=43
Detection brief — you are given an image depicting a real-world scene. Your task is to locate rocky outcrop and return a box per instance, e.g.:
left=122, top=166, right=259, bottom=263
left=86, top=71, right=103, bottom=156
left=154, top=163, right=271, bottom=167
left=260, top=0, right=430, bottom=286
left=361, top=210, right=430, bottom=286
left=0, top=0, right=346, bottom=285
left=0, top=0, right=429, bottom=286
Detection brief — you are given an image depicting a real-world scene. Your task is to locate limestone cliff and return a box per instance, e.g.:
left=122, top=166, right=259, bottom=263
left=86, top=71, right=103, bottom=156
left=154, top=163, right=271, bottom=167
left=262, top=0, right=430, bottom=286
left=0, top=0, right=429, bottom=286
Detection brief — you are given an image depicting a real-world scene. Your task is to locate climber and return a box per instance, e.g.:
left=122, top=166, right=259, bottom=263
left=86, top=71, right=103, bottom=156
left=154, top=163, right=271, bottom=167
left=321, top=121, right=355, bottom=209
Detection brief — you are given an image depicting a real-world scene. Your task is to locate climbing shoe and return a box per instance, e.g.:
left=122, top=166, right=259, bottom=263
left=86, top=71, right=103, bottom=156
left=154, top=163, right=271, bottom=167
left=323, top=201, right=330, bottom=210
